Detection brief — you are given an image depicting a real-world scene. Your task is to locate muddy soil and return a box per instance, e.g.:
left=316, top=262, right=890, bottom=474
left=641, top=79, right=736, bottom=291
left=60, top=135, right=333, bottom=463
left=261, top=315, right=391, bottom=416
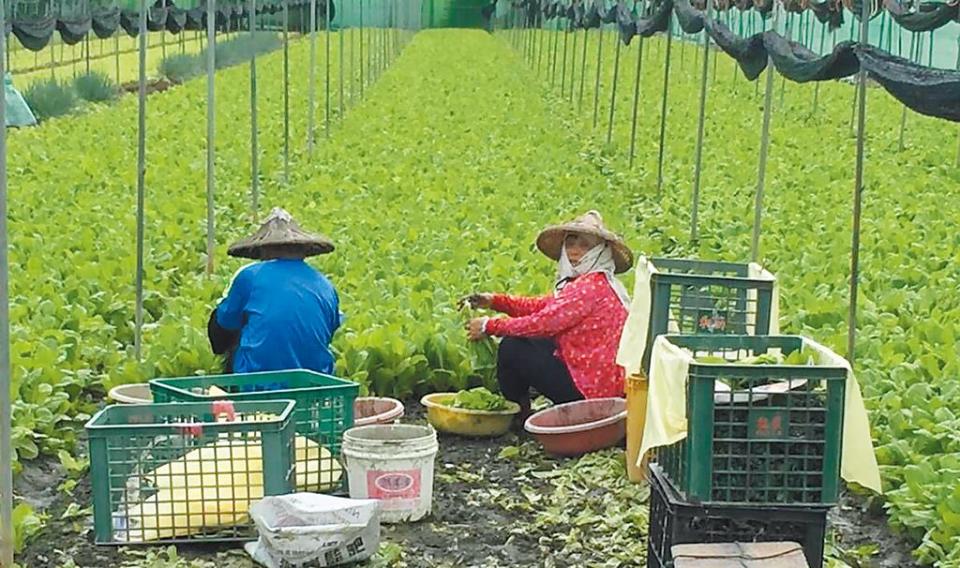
left=18, top=402, right=922, bottom=568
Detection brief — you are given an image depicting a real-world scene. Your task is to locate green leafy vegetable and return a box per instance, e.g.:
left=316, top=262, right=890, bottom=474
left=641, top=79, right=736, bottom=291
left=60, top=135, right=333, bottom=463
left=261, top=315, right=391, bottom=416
left=445, top=387, right=510, bottom=411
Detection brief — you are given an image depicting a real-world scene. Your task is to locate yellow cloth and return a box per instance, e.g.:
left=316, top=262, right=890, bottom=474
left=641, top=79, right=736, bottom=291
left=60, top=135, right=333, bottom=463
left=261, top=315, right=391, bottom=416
left=804, top=338, right=883, bottom=494
left=747, top=263, right=780, bottom=335
left=638, top=336, right=691, bottom=461
left=638, top=335, right=883, bottom=495
left=121, top=435, right=343, bottom=542
left=617, top=257, right=680, bottom=377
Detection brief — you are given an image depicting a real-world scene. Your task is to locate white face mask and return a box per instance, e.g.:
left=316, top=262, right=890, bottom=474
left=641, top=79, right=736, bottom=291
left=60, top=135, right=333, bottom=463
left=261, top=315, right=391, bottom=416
left=556, top=242, right=631, bottom=308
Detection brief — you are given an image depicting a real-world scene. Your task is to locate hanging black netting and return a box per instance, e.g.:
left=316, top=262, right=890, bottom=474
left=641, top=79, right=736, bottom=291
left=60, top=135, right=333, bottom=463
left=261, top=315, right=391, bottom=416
left=674, top=0, right=705, bottom=33
left=91, top=0, right=120, bottom=38
left=857, top=43, right=960, bottom=121
left=887, top=0, right=959, bottom=33
left=809, top=0, right=844, bottom=29
left=12, top=0, right=56, bottom=51
left=56, top=0, right=92, bottom=44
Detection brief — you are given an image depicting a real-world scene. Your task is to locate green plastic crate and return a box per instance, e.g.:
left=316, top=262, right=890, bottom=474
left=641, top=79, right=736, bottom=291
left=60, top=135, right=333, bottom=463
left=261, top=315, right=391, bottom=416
left=656, top=335, right=847, bottom=506
left=86, top=400, right=296, bottom=545
left=149, top=369, right=358, bottom=493
left=641, top=258, right=776, bottom=374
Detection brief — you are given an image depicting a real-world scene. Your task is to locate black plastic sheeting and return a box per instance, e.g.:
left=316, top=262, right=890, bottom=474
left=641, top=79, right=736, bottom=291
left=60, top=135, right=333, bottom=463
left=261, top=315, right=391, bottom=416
left=530, top=0, right=956, bottom=31
left=887, top=0, right=959, bottom=32
left=6, top=0, right=319, bottom=50
left=516, top=0, right=960, bottom=121
left=706, top=17, right=959, bottom=120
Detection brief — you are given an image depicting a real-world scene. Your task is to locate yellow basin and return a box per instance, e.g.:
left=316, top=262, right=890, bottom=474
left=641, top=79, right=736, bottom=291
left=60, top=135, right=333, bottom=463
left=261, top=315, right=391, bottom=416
left=420, top=393, right=520, bottom=438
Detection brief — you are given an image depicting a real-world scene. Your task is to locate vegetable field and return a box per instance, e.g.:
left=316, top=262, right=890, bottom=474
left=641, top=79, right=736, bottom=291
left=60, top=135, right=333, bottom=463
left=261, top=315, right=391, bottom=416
left=4, top=22, right=960, bottom=568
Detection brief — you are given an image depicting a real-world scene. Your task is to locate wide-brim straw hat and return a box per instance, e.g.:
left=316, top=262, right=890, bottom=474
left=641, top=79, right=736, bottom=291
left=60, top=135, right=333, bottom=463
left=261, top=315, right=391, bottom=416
left=536, top=210, right=633, bottom=274
left=228, top=207, right=334, bottom=260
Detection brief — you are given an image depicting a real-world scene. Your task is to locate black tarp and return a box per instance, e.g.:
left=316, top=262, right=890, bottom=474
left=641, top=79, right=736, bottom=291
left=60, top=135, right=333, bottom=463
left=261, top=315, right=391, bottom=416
left=699, top=10, right=960, bottom=121
left=858, top=43, right=960, bottom=121
left=674, top=0, right=705, bottom=33
left=618, top=0, right=673, bottom=44
left=888, top=0, right=958, bottom=32
left=809, top=0, right=844, bottom=29
left=91, top=6, right=121, bottom=38
left=12, top=17, right=56, bottom=51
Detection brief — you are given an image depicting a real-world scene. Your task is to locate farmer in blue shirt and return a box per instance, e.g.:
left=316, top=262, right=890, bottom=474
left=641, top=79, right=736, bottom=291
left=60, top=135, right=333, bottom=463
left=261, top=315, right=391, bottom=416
left=207, top=207, right=343, bottom=374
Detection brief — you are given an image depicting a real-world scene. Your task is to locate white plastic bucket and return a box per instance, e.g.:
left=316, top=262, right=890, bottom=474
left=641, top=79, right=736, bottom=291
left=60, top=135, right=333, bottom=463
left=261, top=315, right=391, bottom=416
left=342, top=424, right=438, bottom=524
left=108, top=383, right=153, bottom=404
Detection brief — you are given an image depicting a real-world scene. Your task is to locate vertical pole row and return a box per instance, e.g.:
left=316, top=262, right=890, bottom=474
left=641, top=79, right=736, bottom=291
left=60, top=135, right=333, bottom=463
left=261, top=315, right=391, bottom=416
left=325, top=0, right=332, bottom=137
left=847, top=0, right=871, bottom=362
left=655, top=24, right=672, bottom=199
left=628, top=37, right=644, bottom=168
left=606, top=37, right=622, bottom=145
left=308, top=0, right=318, bottom=155
left=0, top=0, right=9, bottom=557
left=752, top=0, right=779, bottom=262
left=205, top=0, right=217, bottom=276
left=134, top=0, right=149, bottom=357
left=283, top=0, right=290, bottom=182
left=249, top=0, right=259, bottom=212
left=690, top=0, right=712, bottom=242
left=592, top=26, right=604, bottom=127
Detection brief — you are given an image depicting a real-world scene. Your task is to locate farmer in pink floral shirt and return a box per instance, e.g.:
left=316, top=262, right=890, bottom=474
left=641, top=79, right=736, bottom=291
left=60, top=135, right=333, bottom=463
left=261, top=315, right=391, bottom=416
left=462, top=211, right=633, bottom=424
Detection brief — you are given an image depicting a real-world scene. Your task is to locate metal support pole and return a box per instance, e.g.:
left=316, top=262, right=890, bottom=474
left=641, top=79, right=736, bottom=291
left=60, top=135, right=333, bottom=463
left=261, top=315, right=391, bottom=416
left=283, top=0, right=290, bottom=181
left=898, top=33, right=918, bottom=151
left=85, top=34, right=91, bottom=74
left=606, top=37, right=622, bottom=146
left=134, top=0, right=148, bottom=360
left=161, top=0, right=167, bottom=59
left=360, top=0, right=365, bottom=98
left=249, top=0, right=259, bottom=212
left=350, top=0, right=356, bottom=105
left=690, top=0, right=711, bottom=242
left=578, top=27, right=588, bottom=109
left=628, top=38, right=644, bottom=168
left=339, top=12, right=345, bottom=118
left=847, top=0, right=871, bottom=362
left=206, top=0, right=216, bottom=276
left=655, top=25, right=672, bottom=198
left=812, top=22, right=825, bottom=114
left=550, top=17, right=560, bottom=86
left=308, top=0, right=318, bottom=155
left=592, top=26, right=604, bottom=127
left=115, top=27, right=121, bottom=84
left=560, top=22, right=569, bottom=94
left=752, top=1, right=778, bottom=262
left=569, top=28, right=579, bottom=101
left=0, top=0, right=12, bottom=558
left=538, top=16, right=546, bottom=74
left=778, top=14, right=790, bottom=107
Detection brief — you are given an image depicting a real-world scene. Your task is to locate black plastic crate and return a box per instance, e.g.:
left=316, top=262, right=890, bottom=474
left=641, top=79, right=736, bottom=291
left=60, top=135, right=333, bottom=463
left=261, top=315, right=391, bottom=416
left=647, top=464, right=828, bottom=568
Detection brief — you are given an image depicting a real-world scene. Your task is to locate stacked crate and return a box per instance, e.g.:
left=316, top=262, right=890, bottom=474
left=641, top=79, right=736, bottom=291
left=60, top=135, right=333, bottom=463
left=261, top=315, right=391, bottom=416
left=638, top=259, right=844, bottom=568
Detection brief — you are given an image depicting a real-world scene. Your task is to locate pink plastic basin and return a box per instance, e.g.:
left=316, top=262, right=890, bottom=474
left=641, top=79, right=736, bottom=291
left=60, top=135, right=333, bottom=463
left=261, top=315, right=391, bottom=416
left=354, top=397, right=405, bottom=427
left=524, top=398, right=628, bottom=457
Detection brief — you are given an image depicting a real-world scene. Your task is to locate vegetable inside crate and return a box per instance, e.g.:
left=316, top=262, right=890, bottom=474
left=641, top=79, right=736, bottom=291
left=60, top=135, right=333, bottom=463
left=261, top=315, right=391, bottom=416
left=642, top=258, right=776, bottom=374
left=647, top=464, right=829, bottom=568
left=656, top=335, right=847, bottom=506
left=86, top=400, right=297, bottom=545
left=149, top=369, right=359, bottom=494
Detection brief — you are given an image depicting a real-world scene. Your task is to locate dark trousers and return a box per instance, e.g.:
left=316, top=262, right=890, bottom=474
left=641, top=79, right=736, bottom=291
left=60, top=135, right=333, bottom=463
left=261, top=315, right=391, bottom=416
left=496, top=337, right=584, bottom=408
left=207, top=308, right=240, bottom=374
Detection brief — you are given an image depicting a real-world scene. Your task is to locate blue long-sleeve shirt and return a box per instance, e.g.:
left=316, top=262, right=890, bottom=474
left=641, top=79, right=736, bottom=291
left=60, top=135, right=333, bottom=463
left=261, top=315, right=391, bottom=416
left=216, top=259, right=342, bottom=374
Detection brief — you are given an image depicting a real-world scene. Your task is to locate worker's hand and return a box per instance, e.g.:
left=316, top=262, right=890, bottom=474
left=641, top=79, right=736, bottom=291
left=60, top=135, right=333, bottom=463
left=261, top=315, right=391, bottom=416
left=458, top=293, right=493, bottom=311
left=466, top=318, right=488, bottom=342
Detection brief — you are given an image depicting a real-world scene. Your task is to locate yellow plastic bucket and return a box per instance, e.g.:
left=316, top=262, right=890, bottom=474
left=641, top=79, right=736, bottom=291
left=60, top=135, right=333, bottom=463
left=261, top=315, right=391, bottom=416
left=625, top=374, right=649, bottom=483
